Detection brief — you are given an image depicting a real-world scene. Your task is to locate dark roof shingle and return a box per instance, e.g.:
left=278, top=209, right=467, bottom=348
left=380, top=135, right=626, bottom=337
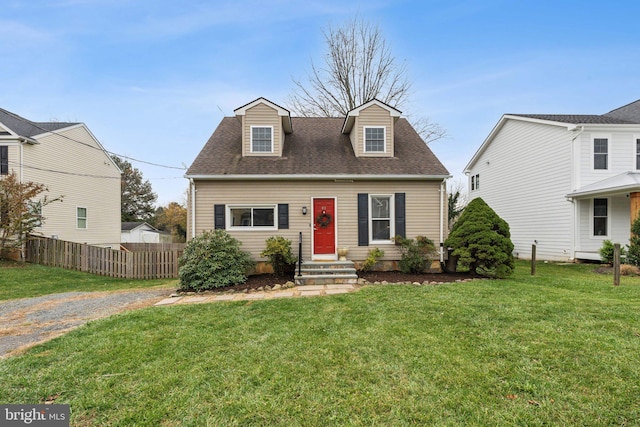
left=187, top=117, right=449, bottom=177
left=0, top=108, right=78, bottom=137
left=508, top=113, right=636, bottom=125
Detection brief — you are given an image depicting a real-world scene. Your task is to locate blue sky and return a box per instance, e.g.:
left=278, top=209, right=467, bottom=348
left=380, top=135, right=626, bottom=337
left=2, top=0, right=639, bottom=205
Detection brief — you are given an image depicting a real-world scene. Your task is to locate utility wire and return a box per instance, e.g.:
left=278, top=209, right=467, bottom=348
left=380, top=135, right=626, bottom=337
left=1, top=109, right=187, bottom=170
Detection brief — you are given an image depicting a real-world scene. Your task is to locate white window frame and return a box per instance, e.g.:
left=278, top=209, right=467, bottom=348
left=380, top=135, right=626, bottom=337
left=592, top=135, right=610, bottom=171
left=227, top=204, right=277, bottom=231
left=250, top=126, right=274, bottom=153
left=369, top=194, right=394, bottom=244
left=76, top=206, right=87, bottom=229
left=363, top=126, right=386, bottom=153
left=591, top=198, right=608, bottom=238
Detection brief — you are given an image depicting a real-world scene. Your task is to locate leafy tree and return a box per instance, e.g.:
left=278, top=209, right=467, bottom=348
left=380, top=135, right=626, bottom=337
left=178, top=230, right=254, bottom=292
left=289, top=17, right=445, bottom=143
left=153, top=202, right=187, bottom=242
left=444, top=198, right=514, bottom=278
left=448, top=181, right=466, bottom=230
left=112, top=156, right=157, bottom=222
left=626, top=215, right=640, bottom=266
left=0, top=172, right=62, bottom=259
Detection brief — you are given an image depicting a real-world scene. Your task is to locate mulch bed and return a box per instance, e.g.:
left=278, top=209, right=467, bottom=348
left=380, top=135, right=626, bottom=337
left=209, top=270, right=479, bottom=294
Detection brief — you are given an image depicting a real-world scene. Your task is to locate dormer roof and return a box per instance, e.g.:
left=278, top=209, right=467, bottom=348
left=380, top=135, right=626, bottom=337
left=234, top=97, right=293, bottom=133
left=341, top=99, right=402, bottom=134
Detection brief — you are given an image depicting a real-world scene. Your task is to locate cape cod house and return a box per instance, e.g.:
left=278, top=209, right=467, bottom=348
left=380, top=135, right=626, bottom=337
left=464, top=99, right=640, bottom=261
left=0, top=108, right=121, bottom=249
left=185, top=97, right=450, bottom=272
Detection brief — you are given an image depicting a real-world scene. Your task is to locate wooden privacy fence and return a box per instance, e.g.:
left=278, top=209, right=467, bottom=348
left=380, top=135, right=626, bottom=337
left=25, top=236, right=183, bottom=279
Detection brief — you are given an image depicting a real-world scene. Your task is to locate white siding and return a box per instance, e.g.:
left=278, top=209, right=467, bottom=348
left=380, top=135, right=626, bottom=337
left=23, top=126, right=121, bottom=248
left=576, top=131, right=637, bottom=189
left=576, top=196, right=630, bottom=255
left=190, top=179, right=444, bottom=262
left=467, top=119, right=574, bottom=261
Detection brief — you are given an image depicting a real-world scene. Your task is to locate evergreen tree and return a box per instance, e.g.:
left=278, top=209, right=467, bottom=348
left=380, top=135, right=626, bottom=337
left=112, top=156, right=157, bottom=222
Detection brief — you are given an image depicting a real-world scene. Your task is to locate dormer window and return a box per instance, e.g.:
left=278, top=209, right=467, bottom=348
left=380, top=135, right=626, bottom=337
left=364, top=127, right=386, bottom=153
left=251, top=126, right=273, bottom=153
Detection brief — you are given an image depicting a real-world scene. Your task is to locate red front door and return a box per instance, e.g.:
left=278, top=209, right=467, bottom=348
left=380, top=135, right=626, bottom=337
left=313, top=198, right=336, bottom=256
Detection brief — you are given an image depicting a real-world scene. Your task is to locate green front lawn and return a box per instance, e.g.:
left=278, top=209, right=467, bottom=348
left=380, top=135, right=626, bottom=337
left=0, top=261, right=176, bottom=300
left=1, top=261, right=639, bottom=425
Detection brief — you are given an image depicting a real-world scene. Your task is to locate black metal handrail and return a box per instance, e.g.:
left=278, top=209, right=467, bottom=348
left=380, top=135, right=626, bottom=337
left=297, top=231, right=303, bottom=277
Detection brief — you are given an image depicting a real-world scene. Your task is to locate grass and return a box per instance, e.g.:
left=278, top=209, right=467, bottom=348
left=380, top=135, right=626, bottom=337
left=1, top=261, right=640, bottom=425
left=0, top=260, right=176, bottom=300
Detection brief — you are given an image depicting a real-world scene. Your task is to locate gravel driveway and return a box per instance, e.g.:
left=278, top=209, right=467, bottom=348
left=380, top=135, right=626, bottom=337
left=0, top=288, right=173, bottom=358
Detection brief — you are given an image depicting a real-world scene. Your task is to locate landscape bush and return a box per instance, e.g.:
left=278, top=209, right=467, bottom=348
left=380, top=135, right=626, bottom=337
left=178, top=230, right=254, bottom=292
left=599, top=239, right=626, bottom=264
left=626, top=215, right=640, bottom=266
left=444, top=197, right=514, bottom=278
left=394, top=235, right=437, bottom=274
left=260, top=236, right=297, bottom=276
left=360, top=247, right=385, bottom=272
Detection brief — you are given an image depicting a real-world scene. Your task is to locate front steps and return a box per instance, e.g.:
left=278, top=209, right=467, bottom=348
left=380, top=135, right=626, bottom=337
left=295, top=260, right=358, bottom=286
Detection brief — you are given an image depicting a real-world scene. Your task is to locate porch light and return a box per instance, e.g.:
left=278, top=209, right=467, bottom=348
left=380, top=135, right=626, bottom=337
left=302, top=206, right=308, bottom=215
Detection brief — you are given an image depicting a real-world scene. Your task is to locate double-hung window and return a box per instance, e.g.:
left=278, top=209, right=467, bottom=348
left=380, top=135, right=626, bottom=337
left=364, top=127, right=385, bottom=153
left=251, top=126, right=273, bottom=153
left=229, top=205, right=276, bottom=229
left=77, top=207, right=87, bottom=229
left=471, top=174, right=480, bottom=191
left=370, top=195, right=393, bottom=242
left=594, top=138, right=608, bottom=170
left=0, top=146, right=8, bottom=175
left=636, top=138, right=640, bottom=170
left=593, top=198, right=608, bottom=236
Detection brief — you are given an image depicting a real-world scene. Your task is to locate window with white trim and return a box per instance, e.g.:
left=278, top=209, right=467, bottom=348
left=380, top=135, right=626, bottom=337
left=251, top=126, right=273, bottom=153
left=370, top=195, right=393, bottom=242
left=636, top=138, right=640, bottom=170
left=228, top=205, right=276, bottom=229
left=471, top=174, right=480, bottom=191
left=364, top=127, right=385, bottom=153
left=77, top=207, right=87, bottom=229
left=593, top=198, right=607, bottom=236
left=594, top=138, right=608, bottom=170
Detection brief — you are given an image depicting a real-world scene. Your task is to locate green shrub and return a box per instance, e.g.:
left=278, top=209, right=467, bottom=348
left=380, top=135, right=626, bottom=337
left=444, top=198, right=514, bottom=278
left=178, top=230, right=254, bottom=292
left=361, top=247, right=385, bottom=272
left=260, top=236, right=297, bottom=276
left=394, top=235, right=437, bottom=274
left=599, top=239, right=626, bottom=264
left=625, top=214, right=640, bottom=266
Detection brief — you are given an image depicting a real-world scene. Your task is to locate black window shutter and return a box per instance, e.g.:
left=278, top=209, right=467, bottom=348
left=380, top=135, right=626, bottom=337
left=395, top=193, right=406, bottom=239
left=278, top=204, right=289, bottom=229
left=214, top=204, right=225, bottom=229
left=358, top=193, right=369, bottom=246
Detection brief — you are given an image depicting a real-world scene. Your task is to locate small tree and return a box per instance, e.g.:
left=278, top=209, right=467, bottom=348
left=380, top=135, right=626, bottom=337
left=112, top=155, right=157, bottom=222
left=260, top=236, right=297, bottom=276
left=0, top=172, right=62, bottom=259
left=626, top=215, right=640, bottom=266
left=178, top=230, right=254, bottom=292
left=153, top=202, right=187, bottom=242
left=444, top=198, right=514, bottom=278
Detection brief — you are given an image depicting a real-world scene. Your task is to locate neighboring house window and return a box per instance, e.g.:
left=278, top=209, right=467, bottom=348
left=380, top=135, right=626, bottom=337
left=77, top=207, right=87, bottom=229
left=251, top=126, right=273, bottom=153
left=370, top=195, right=393, bottom=242
left=228, top=205, right=276, bottom=229
left=0, top=146, right=8, bottom=175
left=593, top=198, right=608, bottom=236
left=636, top=139, right=640, bottom=170
left=471, top=174, right=479, bottom=191
left=593, top=138, right=608, bottom=170
left=364, top=127, right=385, bottom=153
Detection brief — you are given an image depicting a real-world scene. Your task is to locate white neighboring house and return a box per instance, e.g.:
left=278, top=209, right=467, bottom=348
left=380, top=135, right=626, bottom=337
left=464, top=99, right=640, bottom=262
left=0, top=108, right=121, bottom=249
left=121, top=222, right=171, bottom=243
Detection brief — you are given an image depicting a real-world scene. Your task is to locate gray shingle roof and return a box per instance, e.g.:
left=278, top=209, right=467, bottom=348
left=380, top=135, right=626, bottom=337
left=604, top=99, right=640, bottom=123
left=0, top=108, right=78, bottom=137
left=508, top=113, right=636, bottom=125
left=186, top=117, right=449, bottom=177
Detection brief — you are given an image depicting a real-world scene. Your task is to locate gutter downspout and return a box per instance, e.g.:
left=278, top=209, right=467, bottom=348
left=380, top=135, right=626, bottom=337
left=439, top=179, right=445, bottom=263
left=568, top=125, right=583, bottom=261
left=189, top=178, right=196, bottom=239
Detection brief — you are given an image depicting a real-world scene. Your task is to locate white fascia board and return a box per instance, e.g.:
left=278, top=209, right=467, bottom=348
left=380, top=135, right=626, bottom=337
left=185, top=174, right=451, bottom=181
